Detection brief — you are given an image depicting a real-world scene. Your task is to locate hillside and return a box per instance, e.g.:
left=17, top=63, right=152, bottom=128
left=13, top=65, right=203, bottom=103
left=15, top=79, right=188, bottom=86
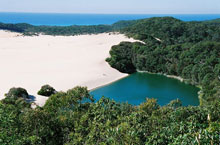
left=121, top=17, right=220, bottom=44
left=107, top=17, right=220, bottom=105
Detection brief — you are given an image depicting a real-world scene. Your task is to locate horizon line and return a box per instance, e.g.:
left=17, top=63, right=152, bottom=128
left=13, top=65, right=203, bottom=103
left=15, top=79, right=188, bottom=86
left=1, top=11, right=220, bottom=15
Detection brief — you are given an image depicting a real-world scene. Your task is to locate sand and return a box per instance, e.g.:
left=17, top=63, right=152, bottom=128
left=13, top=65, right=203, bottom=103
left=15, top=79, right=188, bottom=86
left=0, top=30, right=137, bottom=106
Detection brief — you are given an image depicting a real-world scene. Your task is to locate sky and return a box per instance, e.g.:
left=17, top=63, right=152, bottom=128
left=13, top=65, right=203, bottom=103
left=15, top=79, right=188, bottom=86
left=0, top=0, right=220, bottom=14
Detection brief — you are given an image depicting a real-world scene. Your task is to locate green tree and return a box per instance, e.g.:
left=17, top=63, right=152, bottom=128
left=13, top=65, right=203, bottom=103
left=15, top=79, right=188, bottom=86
left=37, top=84, right=56, bottom=97
left=5, top=87, right=29, bottom=99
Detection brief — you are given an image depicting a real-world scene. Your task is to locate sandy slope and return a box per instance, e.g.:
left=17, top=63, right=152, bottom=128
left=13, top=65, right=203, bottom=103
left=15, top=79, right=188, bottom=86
left=0, top=30, right=137, bottom=106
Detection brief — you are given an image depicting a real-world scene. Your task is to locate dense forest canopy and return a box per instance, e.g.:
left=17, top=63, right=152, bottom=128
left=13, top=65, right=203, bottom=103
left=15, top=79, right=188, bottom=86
left=121, top=17, right=220, bottom=44
left=107, top=17, right=220, bottom=105
left=0, top=17, right=220, bottom=144
left=1, top=86, right=220, bottom=144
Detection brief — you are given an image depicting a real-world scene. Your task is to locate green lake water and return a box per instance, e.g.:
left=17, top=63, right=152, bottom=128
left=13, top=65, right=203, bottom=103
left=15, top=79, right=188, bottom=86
left=90, top=72, right=200, bottom=106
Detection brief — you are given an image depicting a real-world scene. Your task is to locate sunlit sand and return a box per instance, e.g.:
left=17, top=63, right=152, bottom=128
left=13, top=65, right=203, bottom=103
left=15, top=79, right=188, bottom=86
left=0, top=30, right=137, bottom=106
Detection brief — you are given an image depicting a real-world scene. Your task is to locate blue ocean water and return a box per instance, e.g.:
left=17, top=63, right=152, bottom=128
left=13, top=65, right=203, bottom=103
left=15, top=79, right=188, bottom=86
left=0, top=12, right=220, bottom=26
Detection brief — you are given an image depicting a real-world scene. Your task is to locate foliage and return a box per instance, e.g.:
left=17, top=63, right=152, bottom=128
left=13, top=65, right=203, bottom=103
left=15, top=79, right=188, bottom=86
left=5, top=87, right=29, bottom=99
left=37, top=84, right=56, bottom=97
left=1, top=89, right=220, bottom=144
left=106, top=42, right=141, bottom=73
left=0, top=22, right=127, bottom=36
left=0, top=22, right=33, bottom=33
left=121, top=17, right=220, bottom=44
left=107, top=17, right=220, bottom=104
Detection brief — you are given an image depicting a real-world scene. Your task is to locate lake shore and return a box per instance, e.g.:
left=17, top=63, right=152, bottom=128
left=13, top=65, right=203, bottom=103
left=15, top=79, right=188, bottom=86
left=0, top=30, right=138, bottom=106
left=137, top=70, right=184, bottom=82
left=137, top=70, right=202, bottom=105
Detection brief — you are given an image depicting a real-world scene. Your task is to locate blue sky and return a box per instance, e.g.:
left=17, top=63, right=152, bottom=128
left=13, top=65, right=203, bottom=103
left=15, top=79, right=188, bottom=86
left=1, top=0, right=220, bottom=14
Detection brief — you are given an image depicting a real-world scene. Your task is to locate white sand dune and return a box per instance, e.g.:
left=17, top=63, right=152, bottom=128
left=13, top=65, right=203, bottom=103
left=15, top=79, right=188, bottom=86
left=0, top=30, right=137, bottom=106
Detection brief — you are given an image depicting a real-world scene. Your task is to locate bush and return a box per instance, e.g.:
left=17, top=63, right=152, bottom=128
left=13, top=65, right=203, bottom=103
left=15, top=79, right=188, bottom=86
left=106, top=42, right=138, bottom=74
left=1, top=97, right=31, bottom=108
left=5, top=87, right=29, bottom=99
left=37, top=85, right=56, bottom=97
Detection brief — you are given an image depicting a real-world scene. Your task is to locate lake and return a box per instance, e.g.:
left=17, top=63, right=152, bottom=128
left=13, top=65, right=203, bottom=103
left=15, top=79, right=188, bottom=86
left=90, top=72, right=200, bottom=106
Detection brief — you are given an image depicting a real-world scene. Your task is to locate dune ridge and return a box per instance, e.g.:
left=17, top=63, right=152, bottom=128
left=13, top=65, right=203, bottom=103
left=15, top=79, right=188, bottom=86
left=0, top=30, right=137, bottom=106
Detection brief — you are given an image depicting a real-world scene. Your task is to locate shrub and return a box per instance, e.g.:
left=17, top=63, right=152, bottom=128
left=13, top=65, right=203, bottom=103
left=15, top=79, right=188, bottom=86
left=106, top=42, right=138, bottom=74
left=5, top=87, right=29, bottom=99
left=38, top=85, right=56, bottom=97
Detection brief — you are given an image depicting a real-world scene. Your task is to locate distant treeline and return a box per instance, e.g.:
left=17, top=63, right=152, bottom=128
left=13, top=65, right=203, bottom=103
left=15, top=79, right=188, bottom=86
left=0, top=20, right=137, bottom=35
left=0, top=17, right=220, bottom=36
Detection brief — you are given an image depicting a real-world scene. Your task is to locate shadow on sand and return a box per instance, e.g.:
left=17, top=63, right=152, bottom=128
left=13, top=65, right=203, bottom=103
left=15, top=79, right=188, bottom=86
left=26, top=95, right=36, bottom=103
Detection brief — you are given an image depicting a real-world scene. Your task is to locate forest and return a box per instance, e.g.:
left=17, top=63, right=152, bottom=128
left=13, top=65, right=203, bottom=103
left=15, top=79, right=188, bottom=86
left=1, top=86, right=219, bottom=144
left=107, top=17, right=220, bottom=105
left=0, top=20, right=135, bottom=35
left=0, top=17, right=220, bottom=144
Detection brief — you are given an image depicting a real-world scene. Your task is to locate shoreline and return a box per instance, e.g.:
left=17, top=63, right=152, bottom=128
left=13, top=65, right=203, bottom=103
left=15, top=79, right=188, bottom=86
left=89, top=73, right=128, bottom=92
left=137, top=70, right=184, bottom=82
left=0, top=30, right=137, bottom=106
left=137, top=70, right=202, bottom=104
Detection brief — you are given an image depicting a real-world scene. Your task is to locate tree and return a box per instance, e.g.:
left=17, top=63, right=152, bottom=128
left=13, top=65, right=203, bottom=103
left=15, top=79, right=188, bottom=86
left=67, top=86, right=94, bottom=104
left=139, top=98, right=159, bottom=115
left=167, top=99, right=182, bottom=109
left=5, top=87, right=29, bottom=99
left=106, top=42, right=144, bottom=73
left=37, top=85, right=56, bottom=97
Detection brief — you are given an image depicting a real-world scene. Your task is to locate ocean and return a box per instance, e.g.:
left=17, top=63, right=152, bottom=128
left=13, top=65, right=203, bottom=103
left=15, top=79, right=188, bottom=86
left=0, top=12, right=220, bottom=26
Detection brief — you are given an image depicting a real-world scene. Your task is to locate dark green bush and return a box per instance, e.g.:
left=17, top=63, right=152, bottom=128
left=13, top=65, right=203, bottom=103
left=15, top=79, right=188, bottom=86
left=5, top=87, right=29, bottom=99
left=37, top=85, right=56, bottom=97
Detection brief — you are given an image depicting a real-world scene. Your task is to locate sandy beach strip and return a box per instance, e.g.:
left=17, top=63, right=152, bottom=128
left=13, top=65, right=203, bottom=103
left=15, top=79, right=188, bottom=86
left=0, top=30, right=137, bottom=106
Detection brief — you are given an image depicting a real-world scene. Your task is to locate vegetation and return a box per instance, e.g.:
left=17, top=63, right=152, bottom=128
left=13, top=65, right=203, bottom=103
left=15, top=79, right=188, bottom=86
left=107, top=17, right=220, bottom=105
left=0, top=18, right=139, bottom=35
left=0, top=17, right=220, bottom=144
left=5, top=87, right=29, bottom=99
left=37, top=85, right=56, bottom=97
left=0, top=22, right=33, bottom=33
left=121, top=17, right=220, bottom=44
left=0, top=86, right=219, bottom=145
left=106, top=42, right=137, bottom=73
left=0, top=21, right=135, bottom=36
